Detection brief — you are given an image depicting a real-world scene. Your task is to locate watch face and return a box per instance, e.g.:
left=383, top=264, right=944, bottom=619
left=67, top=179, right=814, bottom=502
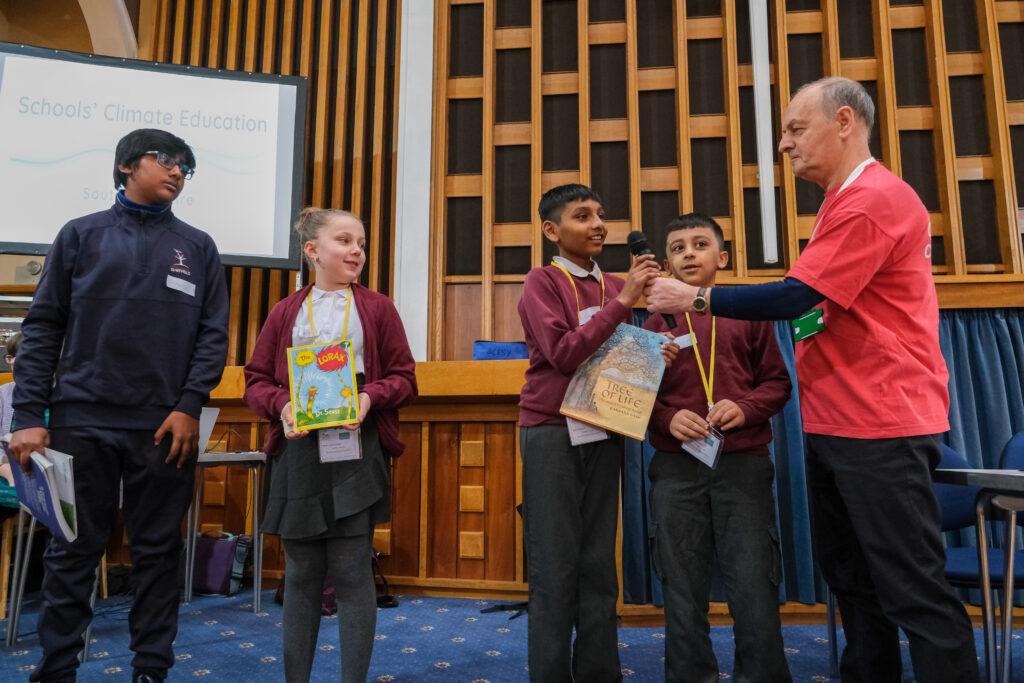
left=693, top=296, right=707, bottom=312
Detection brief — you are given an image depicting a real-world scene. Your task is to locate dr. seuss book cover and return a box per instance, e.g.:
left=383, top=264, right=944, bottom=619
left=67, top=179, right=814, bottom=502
left=560, top=322, right=668, bottom=440
left=286, top=341, right=361, bottom=430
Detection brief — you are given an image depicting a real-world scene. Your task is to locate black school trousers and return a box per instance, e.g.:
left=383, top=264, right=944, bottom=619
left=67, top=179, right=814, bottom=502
left=30, top=426, right=195, bottom=683
left=520, top=424, right=622, bottom=683
left=804, top=432, right=979, bottom=683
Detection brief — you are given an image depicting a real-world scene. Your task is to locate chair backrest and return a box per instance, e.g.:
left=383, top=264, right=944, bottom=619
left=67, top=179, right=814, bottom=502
left=935, top=443, right=980, bottom=531
left=999, top=432, right=1024, bottom=470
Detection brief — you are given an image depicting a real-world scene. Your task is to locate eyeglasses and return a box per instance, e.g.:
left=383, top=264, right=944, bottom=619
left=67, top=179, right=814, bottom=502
left=4, top=355, right=13, bottom=363
left=144, top=151, right=195, bottom=180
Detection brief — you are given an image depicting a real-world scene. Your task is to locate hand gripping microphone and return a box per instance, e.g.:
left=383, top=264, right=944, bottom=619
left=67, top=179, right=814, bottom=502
left=627, top=230, right=676, bottom=330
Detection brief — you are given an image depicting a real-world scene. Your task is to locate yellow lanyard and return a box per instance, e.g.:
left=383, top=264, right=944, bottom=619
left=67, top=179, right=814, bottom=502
left=685, top=312, right=715, bottom=409
left=307, top=287, right=352, bottom=342
left=551, top=262, right=605, bottom=320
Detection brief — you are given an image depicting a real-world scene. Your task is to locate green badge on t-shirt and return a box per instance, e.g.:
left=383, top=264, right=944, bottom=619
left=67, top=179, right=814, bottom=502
left=792, top=307, right=825, bottom=342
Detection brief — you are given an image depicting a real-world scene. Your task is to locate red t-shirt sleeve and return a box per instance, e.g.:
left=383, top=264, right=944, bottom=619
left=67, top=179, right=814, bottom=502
left=788, top=209, right=896, bottom=310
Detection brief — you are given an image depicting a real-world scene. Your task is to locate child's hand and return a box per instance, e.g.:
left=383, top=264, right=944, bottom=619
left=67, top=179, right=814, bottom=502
left=616, top=254, right=661, bottom=308
left=659, top=333, right=680, bottom=367
left=669, top=409, right=710, bottom=442
left=157, top=411, right=200, bottom=468
left=280, top=402, right=310, bottom=439
left=341, top=392, right=372, bottom=431
left=8, top=427, right=49, bottom=473
left=707, top=399, right=746, bottom=432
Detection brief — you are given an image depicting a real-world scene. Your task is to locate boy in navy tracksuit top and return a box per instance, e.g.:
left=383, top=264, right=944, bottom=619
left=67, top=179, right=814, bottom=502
left=9, top=129, right=229, bottom=683
left=518, top=184, right=661, bottom=682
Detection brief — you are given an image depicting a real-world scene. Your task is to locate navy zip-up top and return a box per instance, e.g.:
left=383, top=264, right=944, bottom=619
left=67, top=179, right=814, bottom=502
left=12, top=193, right=230, bottom=431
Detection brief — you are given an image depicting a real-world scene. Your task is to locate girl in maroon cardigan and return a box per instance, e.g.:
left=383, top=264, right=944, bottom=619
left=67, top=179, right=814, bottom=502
left=244, top=207, right=416, bottom=682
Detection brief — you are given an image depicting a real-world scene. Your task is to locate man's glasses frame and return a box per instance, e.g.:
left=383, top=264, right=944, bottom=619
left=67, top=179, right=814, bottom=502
left=144, top=151, right=195, bottom=180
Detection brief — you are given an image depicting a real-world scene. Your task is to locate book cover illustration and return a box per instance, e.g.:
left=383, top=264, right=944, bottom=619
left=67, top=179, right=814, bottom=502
left=4, top=442, right=77, bottom=542
left=560, top=322, right=668, bottom=440
left=286, top=340, right=361, bottom=430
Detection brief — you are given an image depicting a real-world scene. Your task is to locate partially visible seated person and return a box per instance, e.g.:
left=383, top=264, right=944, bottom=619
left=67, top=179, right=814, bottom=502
left=0, top=332, right=21, bottom=510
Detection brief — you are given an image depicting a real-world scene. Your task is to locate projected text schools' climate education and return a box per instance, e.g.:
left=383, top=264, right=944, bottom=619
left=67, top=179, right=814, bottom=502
left=17, top=96, right=268, bottom=133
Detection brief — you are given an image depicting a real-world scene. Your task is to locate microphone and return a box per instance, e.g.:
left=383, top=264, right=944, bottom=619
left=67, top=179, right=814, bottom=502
left=627, top=231, right=677, bottom=330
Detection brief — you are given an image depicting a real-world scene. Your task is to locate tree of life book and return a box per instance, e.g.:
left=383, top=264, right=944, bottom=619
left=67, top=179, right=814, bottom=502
left=560, top=322, right=668, bottom=440
left=286, top=340, right=361, bottom=430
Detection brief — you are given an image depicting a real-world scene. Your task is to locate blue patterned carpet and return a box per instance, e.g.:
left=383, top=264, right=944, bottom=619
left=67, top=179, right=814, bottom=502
left=0, top=591, right=1013, bottom=681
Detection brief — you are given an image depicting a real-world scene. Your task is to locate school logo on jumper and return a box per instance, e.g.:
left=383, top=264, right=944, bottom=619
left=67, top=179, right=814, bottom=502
left=170, top=249, right=191, bottom=276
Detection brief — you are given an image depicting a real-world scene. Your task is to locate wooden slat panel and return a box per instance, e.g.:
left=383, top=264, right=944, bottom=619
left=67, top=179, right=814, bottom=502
left=494, top=122, right=532, bottom=146
left=945, top=52, right=984, bottom=77
left=896, top=106, right=935, bottom=130
left=531, top=0, right=543, bottom=268
left=976, top=0, right=1022, bottom=273
left=685, top=16, right=724, bottom=39
left=773, top=0, right=801, bottom=267
left=839, top=58, right=877, bottom=81
left=540, top=71, right=579, bottom=95
left=188, top=0, right=206, bottom=66
left=429, top=423, right=460, bottom=577
left=785, top=10, right=823, bottom=35
left=449, top=76, right=485, bottom=98
left=955, top=156, right=994, bottom=181
left=889, top=4, right=927, bottom=29
left=637, top=67, right=676, bottom=91
left=588, top=21, right=627, bottom=44
left=639, top=167, right=681, bottom=191
left=675, top=4, right=693, bottom=212
left=484, top=422, right=516, bottom=581
left=495, top=26, right=530, bottom=49
left=480, top=1, right=496, bottom=342
left=724, top=0, right=746, bottom=276
left=589, top=118, right=629, bottom=142
left=541, top=171, right=581, bottom=191
left=369, top=0, right=393, bottom=291
left=493, top=222, right=532, bottom=247
left=245, top=269, right=263, bottom=360
left=689, top=114, right=728, bottom=138
left=310, top=0, right=334, bottom=207
left=1008, top=102, right=1024, bottom=126
left=350, top=0, right=372, bottom=216
left=925, top=0, right=966, bottom=275
left=457, top=423, right=485, bottom=578
left=445, top=174, right=484, bottom=196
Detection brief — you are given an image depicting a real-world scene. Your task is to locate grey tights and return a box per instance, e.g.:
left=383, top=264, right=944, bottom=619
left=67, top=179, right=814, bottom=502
left=281, top=532, right=376, bottom=682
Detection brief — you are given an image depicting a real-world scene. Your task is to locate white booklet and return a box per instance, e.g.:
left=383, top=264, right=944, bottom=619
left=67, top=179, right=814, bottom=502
left=3, top=436, right=77, bottom=542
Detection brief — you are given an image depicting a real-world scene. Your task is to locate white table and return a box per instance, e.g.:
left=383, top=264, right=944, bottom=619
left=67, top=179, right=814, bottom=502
left=183, top=451, right=266, bottom=612
left=933, top=468, right=1024, bottom=683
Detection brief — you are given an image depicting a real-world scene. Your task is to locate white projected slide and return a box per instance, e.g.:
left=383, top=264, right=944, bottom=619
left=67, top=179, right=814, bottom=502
left=0, top=46, right=306, bottom=267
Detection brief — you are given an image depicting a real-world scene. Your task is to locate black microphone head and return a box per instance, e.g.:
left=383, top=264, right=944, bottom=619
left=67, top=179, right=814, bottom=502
left=627, top=230, right=653, bottom=257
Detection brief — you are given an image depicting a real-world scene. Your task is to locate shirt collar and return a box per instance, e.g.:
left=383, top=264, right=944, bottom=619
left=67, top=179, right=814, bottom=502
left=553, top=255, right=602, bottom=280
left=837, top=157, right=876, bottom=194
left=310, top=285, right=351, bottom=300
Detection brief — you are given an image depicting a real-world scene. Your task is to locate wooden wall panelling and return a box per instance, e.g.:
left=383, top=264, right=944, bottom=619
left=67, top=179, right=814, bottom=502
left=481, top=1, right=496, bottom=342
left=350, top=0, right=371, bottom=218
left=872, top=0, right=902, bottom=176
left=577, top=0, right=592, bottom=188
left=369, top=0, right=392, bottom=292
left=457, top=422, right=486, bottom=577
left=428, top=421, right=460, bottom=578
left=976, top=0, right=1023, bottom=273
left=723, top=0, right=746, bottom=277
left=674, top=1, right=693, bottom=213
left=429, top=1, right=450, bottom=361
left=625, top=2, right=643, bottom=251
left=531, top=0, right=543, bottom=270
left=483, top=422, right=516, bottom=581
left=772, top=0, right=800, bottom=267
left=312, top=1, right=337, bottom=207
left=376, top=421, right=423, bottom=577
left=924, top=0, right=967, bottom=275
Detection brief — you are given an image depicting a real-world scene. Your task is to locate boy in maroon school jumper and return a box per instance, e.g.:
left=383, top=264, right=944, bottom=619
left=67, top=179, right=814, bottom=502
left=517, top=184, right=662, bottom=682
left=643, top=213, right=792, bottom=682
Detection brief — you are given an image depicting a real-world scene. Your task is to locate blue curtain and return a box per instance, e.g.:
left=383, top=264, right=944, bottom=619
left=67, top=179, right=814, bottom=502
left=622, top=307, right=1024, bottom=605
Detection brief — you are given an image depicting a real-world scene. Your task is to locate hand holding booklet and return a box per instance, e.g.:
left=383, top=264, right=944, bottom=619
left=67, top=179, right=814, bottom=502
left=2, top=436, right=77, bottom=542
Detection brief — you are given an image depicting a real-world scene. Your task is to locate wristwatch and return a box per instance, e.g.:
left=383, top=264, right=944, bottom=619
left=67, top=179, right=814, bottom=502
left=692, top=287, right=709, bottom=314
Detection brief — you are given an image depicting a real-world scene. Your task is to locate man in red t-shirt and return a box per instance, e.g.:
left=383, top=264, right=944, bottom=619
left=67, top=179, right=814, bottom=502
left=645, top=77, right=979, bottom=682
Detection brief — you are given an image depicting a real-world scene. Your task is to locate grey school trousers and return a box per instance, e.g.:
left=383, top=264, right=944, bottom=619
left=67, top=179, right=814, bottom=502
left=520, top=424, right=622, bottom=683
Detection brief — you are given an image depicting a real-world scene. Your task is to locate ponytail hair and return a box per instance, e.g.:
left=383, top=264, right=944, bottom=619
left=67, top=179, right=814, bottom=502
left=294, top=207, right=365, bottom=268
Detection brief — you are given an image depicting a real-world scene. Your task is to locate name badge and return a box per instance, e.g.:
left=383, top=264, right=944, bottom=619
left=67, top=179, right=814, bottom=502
left=166, top=274, right=196, bottom=297
left=682, top=426, right=724, bottom=469
left=578, top=305, right=600, bottom=326
left=792, top=307, right=825, bottom=342
left=567, top=417, right=608, bottom=446
left=318, top=427, right=362, bottom=463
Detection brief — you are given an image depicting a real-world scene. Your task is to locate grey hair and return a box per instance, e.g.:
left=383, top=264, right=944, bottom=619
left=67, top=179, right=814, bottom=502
left=798, top=76, right=875, bottom=132
left=294, top=207, right=365, bottom=268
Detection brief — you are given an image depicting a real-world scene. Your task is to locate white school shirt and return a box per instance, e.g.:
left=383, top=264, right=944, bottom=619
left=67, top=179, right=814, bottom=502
left=291, top=286, right=365, bottom=374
